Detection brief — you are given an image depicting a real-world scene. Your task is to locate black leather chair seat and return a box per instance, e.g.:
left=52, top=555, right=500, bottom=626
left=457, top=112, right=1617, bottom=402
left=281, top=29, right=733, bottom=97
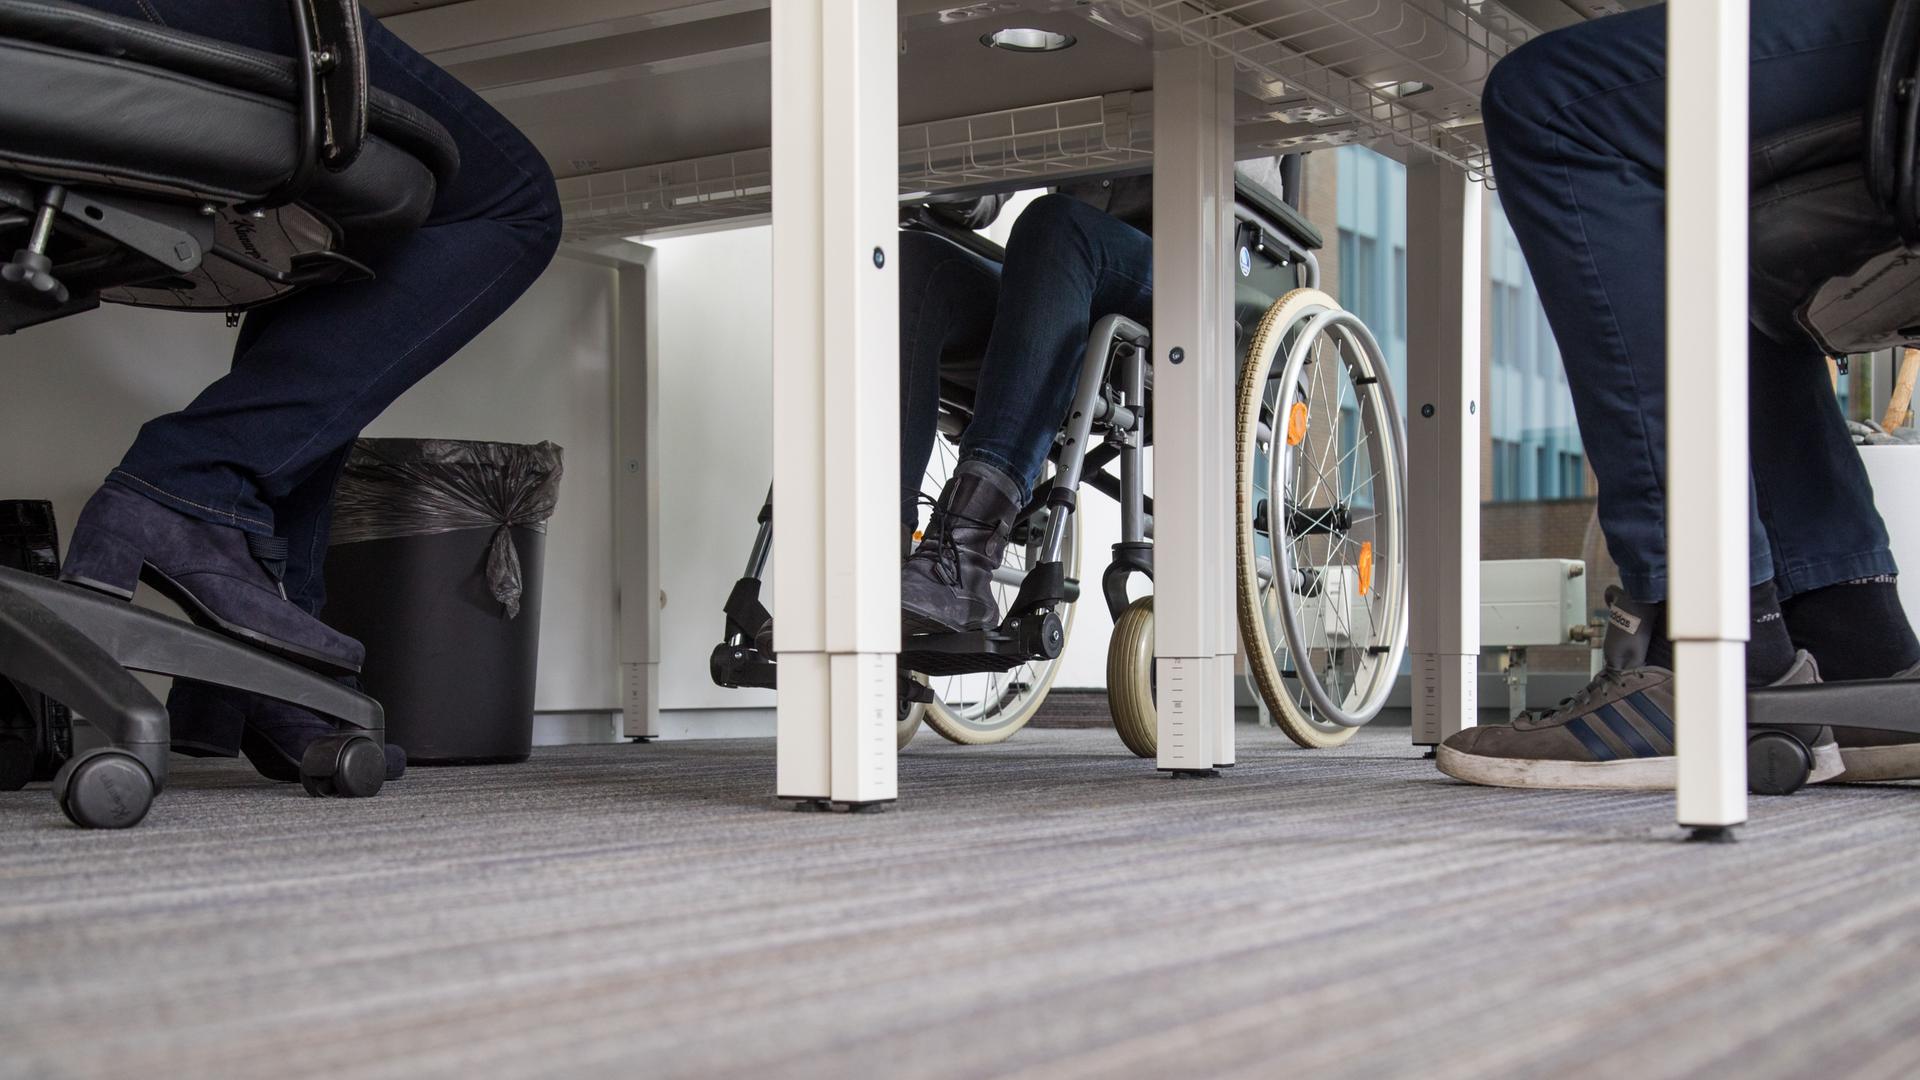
left=1752, top=113, right=1920, bottom=357
left=0, top=0, right=458, bottom=311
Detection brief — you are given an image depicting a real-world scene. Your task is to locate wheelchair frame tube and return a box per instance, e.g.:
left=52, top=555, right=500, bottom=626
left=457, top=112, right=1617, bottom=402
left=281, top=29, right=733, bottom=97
left=745, top=487, right=773, bottom=580
left=1041, top=314, right=1150, bottom=565
left=1118, top=333, right=1149, bottom=546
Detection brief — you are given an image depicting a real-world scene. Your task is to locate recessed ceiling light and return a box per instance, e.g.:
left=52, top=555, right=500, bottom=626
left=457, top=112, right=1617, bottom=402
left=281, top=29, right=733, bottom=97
left=1371, top=80, right=1434, bottom=100
left=981, top=27, right=1076, bottom=52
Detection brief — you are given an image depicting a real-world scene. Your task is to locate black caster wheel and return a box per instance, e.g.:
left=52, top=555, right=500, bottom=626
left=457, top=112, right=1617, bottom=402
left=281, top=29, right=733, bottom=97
left=299, top=734, right=386, bottom=799
left=0, top=734, right=31, bottom=792
left=1747, top=730, right=1813, bottom=796
left=1020, top=610, right=1066, bottom=659
left=51, top=749, right=155, bottom=829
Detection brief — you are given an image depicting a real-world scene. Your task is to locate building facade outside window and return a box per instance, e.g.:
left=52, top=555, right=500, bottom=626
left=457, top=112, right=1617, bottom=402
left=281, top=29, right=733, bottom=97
left=1336, top=145, right=1605, bottom=676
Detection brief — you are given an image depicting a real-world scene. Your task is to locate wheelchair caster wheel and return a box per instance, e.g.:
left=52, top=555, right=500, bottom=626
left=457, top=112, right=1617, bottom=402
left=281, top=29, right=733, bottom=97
left=51, top=749, right=155, bottom=829
left=0, top=734, right=32, bottom=792
left=1747, top=730, right=1813, bottom=796
left=1107, top=596, right=1158, bottom=758
left=1019, top=610, right=1066, bottom=659
left=299, top=734, right=386, bottom=799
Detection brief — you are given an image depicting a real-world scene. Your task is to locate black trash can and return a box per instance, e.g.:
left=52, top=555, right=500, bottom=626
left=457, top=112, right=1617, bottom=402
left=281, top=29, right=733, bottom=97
left=322, top=439, right=563, bottom=766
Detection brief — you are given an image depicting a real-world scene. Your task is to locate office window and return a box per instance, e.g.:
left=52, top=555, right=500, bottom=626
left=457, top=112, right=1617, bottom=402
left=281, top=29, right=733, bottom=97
left=1543, top=307, right=1559, bottom=378
left=1536, top=446, right=1549, bottom=499
left=1491, top=288, right=1508, bottom=368
left=1339, top=230, right=1359, bottom=313
left=1502, top=284, right=1524, bottom=372
left=1536, top=296, right=1557, bottom=377
left=1392, top=246, right=1406, bottom=339
left=1561, top=452, right=1586, bottom=498
left=1491, top=438, right=1524, bottom=502
left=1354, top=235, right=1380, bottom=329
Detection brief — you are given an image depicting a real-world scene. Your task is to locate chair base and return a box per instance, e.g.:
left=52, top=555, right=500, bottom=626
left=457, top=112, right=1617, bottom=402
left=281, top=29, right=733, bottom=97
left=0, top=564, right=383, bottom=827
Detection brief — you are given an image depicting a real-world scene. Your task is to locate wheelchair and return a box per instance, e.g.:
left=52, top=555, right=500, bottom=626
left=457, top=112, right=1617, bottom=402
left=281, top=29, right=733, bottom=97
left=713, top=172, right=1412, bottom=754
left=0, top=0, right=456, bottom=825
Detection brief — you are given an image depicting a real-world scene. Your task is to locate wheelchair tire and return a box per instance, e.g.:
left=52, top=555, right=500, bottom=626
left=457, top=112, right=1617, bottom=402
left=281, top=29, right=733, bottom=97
left=1106, top=596, right=1157, bottom=759
left=1235, top=288, right=1409, bottom=749
left=917, top=458, right=1082, bottom=746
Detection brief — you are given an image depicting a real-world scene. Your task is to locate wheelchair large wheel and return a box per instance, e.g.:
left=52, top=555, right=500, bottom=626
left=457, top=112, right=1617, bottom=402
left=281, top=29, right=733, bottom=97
left=912, top=435, right=1081, bottom=746
left=1235, top=288, right=1408, bottom=748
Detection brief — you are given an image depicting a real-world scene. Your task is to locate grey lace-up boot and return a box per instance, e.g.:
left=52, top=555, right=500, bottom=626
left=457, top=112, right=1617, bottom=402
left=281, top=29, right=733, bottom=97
left=900, top=460, right=1023, bottom=634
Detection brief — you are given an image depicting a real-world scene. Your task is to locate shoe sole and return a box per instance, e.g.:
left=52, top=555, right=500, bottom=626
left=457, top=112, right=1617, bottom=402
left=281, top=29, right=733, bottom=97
left=1835, top=744, right=1920, bottom=783
left=68, top=564, right=362, bottom=677
left=1436, top=741, right=1844, bottom=791
left=900, top=607, right=994, bottom=637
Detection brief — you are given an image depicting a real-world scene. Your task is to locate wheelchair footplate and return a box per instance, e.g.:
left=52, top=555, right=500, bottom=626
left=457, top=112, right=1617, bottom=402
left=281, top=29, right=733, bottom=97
left=899, top=610, right=1065, bottom=677
left=899, top=558, right=1073, bottom=677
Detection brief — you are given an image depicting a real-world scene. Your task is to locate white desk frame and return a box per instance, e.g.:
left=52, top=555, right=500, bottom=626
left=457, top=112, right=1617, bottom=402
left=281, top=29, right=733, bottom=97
left=766, top=0, right=1753, bottom=830
left=1668, top=0, right=1749, bottom=833
left=770, top=0, right=900, bottom=806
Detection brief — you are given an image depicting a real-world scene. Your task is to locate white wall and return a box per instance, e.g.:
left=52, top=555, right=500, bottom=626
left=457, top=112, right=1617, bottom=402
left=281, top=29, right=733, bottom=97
left=645, top=227, right=777, bottom=711
left=0, top=256, right=621, bottom=716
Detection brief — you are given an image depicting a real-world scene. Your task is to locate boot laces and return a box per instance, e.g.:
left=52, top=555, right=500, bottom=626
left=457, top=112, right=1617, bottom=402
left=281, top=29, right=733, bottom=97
left=913, top=492, right=1004, bottom=587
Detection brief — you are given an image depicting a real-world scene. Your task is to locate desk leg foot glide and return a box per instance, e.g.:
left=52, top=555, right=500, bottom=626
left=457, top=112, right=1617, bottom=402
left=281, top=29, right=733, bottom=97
left=1684, top=824, right=1738, bottom=844
left=783, top=797, right=892, bottom=813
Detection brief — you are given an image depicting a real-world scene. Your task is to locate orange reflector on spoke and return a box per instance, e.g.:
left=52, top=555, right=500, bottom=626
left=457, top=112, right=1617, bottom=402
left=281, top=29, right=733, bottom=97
left=1286, top=402, right=1309, bottom=446
left=1357, top=542, right=1374, bottom=596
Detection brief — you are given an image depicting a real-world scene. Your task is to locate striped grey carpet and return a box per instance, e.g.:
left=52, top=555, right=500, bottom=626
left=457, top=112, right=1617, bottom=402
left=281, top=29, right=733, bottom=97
left=4, top=725, right=1920, bottom=1079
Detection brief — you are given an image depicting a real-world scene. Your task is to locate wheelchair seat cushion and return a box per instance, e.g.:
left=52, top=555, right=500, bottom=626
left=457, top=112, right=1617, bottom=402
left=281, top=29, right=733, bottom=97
left=1751, top=112, right=1920, bottom=356
left=0, top=0, right=459, bottom=307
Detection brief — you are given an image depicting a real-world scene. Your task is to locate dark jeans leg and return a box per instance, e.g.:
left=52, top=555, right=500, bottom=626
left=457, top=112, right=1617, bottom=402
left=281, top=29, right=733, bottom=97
left=897, top=231, right=1000, bottom=527
left=1750, top=331, right=1896, bottom=598
left=1480, top=0, right=1891, bottom=603
left=958, top=195, right=1153, bottom=499
left=82, top=0, right=563, bottom=558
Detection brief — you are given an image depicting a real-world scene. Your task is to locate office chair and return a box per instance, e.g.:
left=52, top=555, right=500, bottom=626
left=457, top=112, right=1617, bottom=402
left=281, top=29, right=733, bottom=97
left=0, top=0, right=458, bottom=827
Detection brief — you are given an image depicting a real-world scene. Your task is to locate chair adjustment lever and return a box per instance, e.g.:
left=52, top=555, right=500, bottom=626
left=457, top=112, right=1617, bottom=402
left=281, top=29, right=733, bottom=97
left=1, top=186, right=70, bottom=305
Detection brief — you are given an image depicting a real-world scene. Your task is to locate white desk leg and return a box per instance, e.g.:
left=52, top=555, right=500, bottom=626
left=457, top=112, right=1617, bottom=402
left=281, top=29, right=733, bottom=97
left=1151, top=43, right=1234, bottom=774
left=1668, top=0, right=1749, bottom=836
left=1406, top=164, right=1482, bottom=748
left=615, top=252, right=661, bottom=741
left=559, top=241, right=662, bottom=742
left=770, top=0, right=899, bottom=807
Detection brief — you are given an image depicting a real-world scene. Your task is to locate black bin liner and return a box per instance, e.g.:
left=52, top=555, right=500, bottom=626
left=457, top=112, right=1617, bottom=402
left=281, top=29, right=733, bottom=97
left=322, top=439, right=562, bottom=766
left=0, top=500, right=73, bottom=784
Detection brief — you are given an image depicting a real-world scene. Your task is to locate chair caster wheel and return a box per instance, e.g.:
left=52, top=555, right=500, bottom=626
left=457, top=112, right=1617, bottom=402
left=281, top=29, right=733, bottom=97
left=51, top=749, right=155, bottom=829
left=0, top=734, right=32, bottom=792
left=1747, top=730, right=1812, bottom=796
left=299, top=734, right=386, bottom=799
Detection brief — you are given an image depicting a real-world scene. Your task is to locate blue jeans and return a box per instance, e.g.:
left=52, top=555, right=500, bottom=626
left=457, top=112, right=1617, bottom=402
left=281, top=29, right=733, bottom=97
left=898, top=194, right=1153, bottom=524
left=76, top=0, right=563, bottom=614
left=1482, top=1, right=1894, bottom=603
